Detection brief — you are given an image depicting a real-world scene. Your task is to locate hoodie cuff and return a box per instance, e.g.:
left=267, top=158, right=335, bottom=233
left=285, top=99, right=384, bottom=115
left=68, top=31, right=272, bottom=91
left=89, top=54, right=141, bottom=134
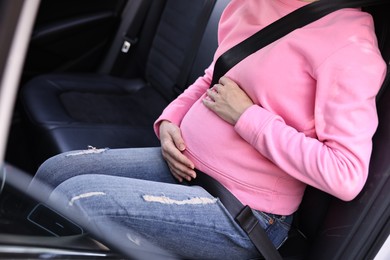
left=234, top=105, right=282, bottom=146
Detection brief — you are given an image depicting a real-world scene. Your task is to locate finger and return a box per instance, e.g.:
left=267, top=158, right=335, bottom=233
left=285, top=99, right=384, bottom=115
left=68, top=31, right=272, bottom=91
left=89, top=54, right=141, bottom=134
left=167, top=126, right=186, bottom=151
left=219, top=76, right=232, bottom=85
left=173, top=168, right=193, bottom=182
left=167, top=159, right=195, bottom=181
left=162, top=139, right=195, bottom=172
left=202, top=97, right=215, bottom=111
left=171, top=169, right=183, bottom=182
left=206, top=89, right=219, bottom=101
left=167, top=161, right=184, bottom=182
left=213, top=83, right=224, bottom=93
left=161, top=141, right=195, bottom=170
left=219, top=77, right=239, bottom=92
left=167, top=153, right=196, bottom=178
left=219, top=76, right=228, bottom=85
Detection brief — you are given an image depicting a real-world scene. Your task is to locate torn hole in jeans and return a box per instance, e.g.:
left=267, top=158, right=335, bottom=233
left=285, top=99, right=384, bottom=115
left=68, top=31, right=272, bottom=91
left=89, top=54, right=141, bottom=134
left=69, top=192, right=106, bottom=206
left=65, top=146, right=109, bottom=157
left=142, top=195, right=217, bottom=205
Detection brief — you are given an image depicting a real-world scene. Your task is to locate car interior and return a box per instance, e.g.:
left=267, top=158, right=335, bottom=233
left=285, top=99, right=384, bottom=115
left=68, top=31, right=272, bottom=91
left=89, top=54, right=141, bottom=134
left=1, top=0, right=389, bottom=259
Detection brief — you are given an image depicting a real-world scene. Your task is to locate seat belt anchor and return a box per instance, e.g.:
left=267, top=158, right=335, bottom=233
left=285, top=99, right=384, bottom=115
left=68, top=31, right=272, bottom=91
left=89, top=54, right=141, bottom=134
left=121, top=37, right=138, bottom=53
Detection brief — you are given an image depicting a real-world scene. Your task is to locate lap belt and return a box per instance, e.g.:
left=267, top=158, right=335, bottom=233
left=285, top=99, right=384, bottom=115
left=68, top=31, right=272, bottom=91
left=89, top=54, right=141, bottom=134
left=192, top=169, right=283, bottom=260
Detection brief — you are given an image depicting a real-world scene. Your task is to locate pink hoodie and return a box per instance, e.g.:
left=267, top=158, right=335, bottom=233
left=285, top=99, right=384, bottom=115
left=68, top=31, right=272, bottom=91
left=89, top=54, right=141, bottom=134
left=154, top=0, right=387, bottom=215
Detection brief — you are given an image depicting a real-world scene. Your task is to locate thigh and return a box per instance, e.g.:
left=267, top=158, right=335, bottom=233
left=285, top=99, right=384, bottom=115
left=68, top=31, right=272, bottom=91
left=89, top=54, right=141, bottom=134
left=30, top=147, right=176, bottom=198
left=51, top=174, right=260, bottom=259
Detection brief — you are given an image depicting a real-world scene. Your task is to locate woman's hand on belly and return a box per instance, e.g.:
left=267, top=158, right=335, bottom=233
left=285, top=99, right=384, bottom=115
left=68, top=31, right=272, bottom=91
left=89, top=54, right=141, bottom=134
left=202, top=76, right=254, bottom=125
left=159, top=120, right=197, bottom=182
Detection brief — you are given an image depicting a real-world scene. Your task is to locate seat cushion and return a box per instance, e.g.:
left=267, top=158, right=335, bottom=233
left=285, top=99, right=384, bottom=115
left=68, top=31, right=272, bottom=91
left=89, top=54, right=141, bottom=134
left=48, top=125, right=161, bottom=152
left=22, top=74, right=166, bottom=124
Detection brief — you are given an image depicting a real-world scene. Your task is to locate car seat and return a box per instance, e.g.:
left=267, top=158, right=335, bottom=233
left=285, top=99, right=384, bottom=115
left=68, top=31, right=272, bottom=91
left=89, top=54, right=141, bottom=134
left=21, top=0, right=229, bottom=168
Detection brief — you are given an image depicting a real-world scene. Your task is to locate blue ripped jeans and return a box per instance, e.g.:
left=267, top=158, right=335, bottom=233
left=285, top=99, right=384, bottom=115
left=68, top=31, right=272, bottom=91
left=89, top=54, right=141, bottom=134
left=30, top=147, right=292, bottom=259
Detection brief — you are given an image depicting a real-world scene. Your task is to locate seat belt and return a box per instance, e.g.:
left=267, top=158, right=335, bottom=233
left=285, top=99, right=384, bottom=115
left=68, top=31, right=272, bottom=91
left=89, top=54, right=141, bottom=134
left=192, top=170, right=284, bottom=260
left=173, top=0, right=217, bottom=97
left=98, top=0, right=154, bottom=73
left=120, top=0, right=153, bottom=54
left=192, top=1, right=390, bottom=259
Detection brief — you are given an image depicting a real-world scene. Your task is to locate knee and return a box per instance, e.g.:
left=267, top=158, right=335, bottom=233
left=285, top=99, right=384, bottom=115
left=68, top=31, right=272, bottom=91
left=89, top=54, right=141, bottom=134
left=29, top=153, right=69, bottom=201
left=35, top=149, right=90, bottom=177
left=36, top=152, right=66, bottom=178
left=33, top=151, right=83, bottom=189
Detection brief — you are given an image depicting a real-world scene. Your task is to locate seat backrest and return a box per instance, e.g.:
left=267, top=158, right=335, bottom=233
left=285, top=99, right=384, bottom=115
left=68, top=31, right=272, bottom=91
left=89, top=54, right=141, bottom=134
left=186, top=0, right=230, bottom=88
left=366, top=3, right=390, bottom=101
left=112, top=0, right=229, bottom=100
left=144, top=0, right=216, bottom=100
left=297, top=4, right=390, bottom=259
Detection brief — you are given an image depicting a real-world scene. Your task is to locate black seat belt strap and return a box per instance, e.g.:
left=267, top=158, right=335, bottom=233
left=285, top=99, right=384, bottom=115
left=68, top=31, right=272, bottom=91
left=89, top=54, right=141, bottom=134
left=236, top=206, right=283, bottom=260
left=121, top=0, right=153, bottom=54
left=211, top=0, right=390, bottom=87
left=98, top=0, right=155, bottom=73
left=193, top=170, right=282, bottom=260
left=173, top=0, right=217, bottom=97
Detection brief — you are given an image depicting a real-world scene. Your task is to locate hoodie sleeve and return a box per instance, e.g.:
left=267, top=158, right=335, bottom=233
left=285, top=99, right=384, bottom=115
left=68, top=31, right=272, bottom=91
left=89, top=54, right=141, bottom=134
left=234, top=42, right=386, bottom=201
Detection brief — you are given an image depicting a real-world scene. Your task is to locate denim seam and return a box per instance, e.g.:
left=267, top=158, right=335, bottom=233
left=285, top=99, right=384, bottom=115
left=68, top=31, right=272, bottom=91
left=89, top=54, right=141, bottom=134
left=98, top=214, right=253, bottom=242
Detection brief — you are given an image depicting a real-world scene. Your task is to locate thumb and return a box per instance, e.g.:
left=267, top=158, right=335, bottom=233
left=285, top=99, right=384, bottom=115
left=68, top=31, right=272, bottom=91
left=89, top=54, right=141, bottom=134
left=171, top=128, right=186, bottom=151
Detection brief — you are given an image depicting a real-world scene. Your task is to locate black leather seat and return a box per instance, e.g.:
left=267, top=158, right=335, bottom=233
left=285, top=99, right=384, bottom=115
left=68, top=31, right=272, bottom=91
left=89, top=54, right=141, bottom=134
left=21, top=0, right=229, bottom=165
